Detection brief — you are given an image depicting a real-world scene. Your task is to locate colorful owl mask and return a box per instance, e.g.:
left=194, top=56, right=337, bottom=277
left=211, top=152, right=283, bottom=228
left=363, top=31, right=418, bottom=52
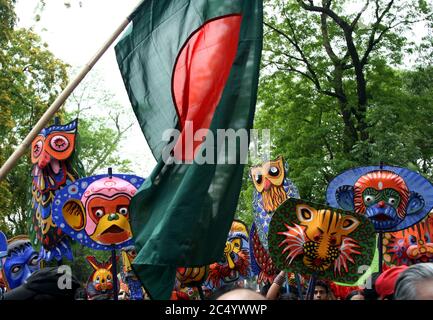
left=204, top=220, right=251, bottom=290
left=2, top=236, right=40, bottom=290
left=384, top=212, right=433, bottom=265
left=326, top=166, right=433, bottom=232
left=269, top=199, right=376, bottom=283
left=51, top=174, right=144, bottom=250
left=250, top=156, right=299, bottom=250
left=30, top=119, right=83, bottom=261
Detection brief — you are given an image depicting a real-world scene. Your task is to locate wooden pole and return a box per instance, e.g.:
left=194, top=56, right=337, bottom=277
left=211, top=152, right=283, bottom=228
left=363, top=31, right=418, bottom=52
left=0, top=3, right=140, bottom=181
left=111, top=247, right=118, bottom=301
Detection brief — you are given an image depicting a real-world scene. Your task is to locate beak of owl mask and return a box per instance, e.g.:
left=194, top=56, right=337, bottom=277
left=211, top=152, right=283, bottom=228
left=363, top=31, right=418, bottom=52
left=91, top=214, right=132, bottom=245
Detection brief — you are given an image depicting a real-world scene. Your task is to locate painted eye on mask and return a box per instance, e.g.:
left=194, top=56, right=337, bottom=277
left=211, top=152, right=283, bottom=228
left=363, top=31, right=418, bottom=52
left=118, top=207, right=128, bottom=216
left=94, top=208, right=104, bottom=218
left=95, top=277, right=100, bottom=284
left=268, top=166, right=279, bottom=177
left=364, top=195, right=375, bottom=205
left=255, top=174, right=262, bottom=184
left=11, top=265, right=22, bottom=274
left=33, top=140, right=43, bottom=158
left=388, top=197, right=397, bottom=206
left=50, top=135, right=69, bottom=152
left=28, top=254, right=39, bottom=267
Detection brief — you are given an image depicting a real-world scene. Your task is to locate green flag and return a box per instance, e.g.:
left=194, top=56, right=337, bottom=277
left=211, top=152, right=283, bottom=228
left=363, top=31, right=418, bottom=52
left=115, top=0, right=263, bottom=300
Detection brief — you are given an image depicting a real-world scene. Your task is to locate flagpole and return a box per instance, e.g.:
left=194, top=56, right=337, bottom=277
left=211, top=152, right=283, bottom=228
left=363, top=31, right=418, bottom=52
left=0, top=3, right=140, bottom=182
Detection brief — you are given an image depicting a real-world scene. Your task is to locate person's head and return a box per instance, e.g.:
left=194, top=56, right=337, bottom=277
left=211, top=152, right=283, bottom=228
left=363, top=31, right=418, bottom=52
left=314, top=280, right=331, bottom=300
left=3, top=266, right=80, bottom=300
left=375, top=265, right=408, bottom=300
left=395, top=263, right=433, bottom=300
left=216, top=288, right=266, bottom=300
left=346, top=290, right=365, bottom=300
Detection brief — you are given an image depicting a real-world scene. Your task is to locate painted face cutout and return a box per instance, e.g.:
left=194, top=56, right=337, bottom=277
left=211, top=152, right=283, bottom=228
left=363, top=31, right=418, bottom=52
left=30, top=119, right=81, bottom=262
left=250, top=156, right=299, bottom=251
left=269, top=199, right=376, bottom=283
left=31, top=132, right=76, bottom=168
left=86, top=195, right=132, bottom=245
left=327, top=166, right=433, bottom=232
left=294, top=204, right=360, bottom=272
left=250, top=157, right=285, bottom=195
left=3, top=237, right=40, bottom=290
left=52, top=174, right=144, bottom=250
left=86, top=256, right=117, bottom=299
left=204, top=220, right=251, bottom=290
left=384, top=213, right=433, bottom=265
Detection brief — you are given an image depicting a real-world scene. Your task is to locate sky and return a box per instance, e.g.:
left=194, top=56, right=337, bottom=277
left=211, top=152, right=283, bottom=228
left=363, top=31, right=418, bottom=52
left=14, top=0, right=156, bottom=176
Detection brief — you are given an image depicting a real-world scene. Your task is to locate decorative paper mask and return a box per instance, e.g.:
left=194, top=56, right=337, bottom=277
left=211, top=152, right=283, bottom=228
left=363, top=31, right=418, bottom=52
left=172, top=266, right=208, bottom=300
left=249, top=223, right=279, bottom=284
left=52, top=174, right=144, bottom=250
left=250, top=156, right=300, bottom=250
left=120, top=245, right=144, bottom=300
left=0, top=232, right=7, bottom=266
left=326, top=166, right=433, bottom=232
left=85, top=256, right=118, bottom=300
left=30, top=119, right=83, bottom=261
left=269, top=199, right=376, bottom=283
left=384, top=212, right=433, bottom=265
left=176, top=266, right=208, bottom=287
left=204, top=220, right=251, bottom=290
left=2, top=236, right=40, bottom=290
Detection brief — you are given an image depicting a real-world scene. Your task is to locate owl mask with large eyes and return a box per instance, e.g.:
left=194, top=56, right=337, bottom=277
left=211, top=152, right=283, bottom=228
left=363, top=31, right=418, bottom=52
left=30, top=119, right=81, bottom=262
left=31, top=120, right=77, bottom=170
left=250, top=157, right=285, bottom=194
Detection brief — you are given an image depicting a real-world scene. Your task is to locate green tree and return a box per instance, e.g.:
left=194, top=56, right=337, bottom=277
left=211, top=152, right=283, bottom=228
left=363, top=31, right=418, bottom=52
left=237, top=0, right=433, bottom=221
left=0, top=25, right=68, bottom=235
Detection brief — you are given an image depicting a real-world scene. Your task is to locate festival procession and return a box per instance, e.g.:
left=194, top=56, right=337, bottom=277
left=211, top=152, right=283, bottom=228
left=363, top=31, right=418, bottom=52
left=1, top=0, right=433, bottom=303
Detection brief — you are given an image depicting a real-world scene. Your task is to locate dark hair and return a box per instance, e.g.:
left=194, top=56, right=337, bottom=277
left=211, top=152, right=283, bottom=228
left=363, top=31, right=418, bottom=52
left=315, top=280, right=330, bottom=293
left=279, top=292, right=299, bottom=300
left=260, top=283, right=271, bottom=296
left=345, top=290, right=365, bottom=300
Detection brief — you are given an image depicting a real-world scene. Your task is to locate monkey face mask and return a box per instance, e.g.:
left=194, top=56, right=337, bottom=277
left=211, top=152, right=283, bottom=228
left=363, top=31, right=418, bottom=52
left=52, top=174, right=144, bottom=250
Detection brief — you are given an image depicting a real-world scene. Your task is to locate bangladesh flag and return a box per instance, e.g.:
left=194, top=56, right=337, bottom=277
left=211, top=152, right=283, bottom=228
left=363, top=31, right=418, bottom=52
left=115, top=0, right=263, bottom=299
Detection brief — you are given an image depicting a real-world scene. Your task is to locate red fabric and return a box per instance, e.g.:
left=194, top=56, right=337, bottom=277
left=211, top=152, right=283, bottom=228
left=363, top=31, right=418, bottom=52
left=329, top=282, right=360, bottom=300
left=375, top=265, right=408, bottom=299
left=172, top=15, right=242, bottom=161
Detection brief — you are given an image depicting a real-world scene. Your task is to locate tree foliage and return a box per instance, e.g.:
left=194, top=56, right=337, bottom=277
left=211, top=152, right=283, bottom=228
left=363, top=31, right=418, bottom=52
left=0, top=2, right=133, bottom=236
left=237, top=0, right=433, bottom=224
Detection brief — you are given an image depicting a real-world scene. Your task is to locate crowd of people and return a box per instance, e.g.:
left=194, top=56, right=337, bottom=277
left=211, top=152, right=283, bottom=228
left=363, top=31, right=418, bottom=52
left=5, top=263, right=432, bottom=300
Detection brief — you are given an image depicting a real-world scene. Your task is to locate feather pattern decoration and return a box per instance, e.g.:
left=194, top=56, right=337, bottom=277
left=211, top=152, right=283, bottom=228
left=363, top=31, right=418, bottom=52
left=30, top=119, right=84, bottom=262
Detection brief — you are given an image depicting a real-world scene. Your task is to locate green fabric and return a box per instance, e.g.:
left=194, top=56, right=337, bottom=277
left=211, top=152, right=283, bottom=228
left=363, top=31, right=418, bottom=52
left=115, top=0, right=263, bottom=300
